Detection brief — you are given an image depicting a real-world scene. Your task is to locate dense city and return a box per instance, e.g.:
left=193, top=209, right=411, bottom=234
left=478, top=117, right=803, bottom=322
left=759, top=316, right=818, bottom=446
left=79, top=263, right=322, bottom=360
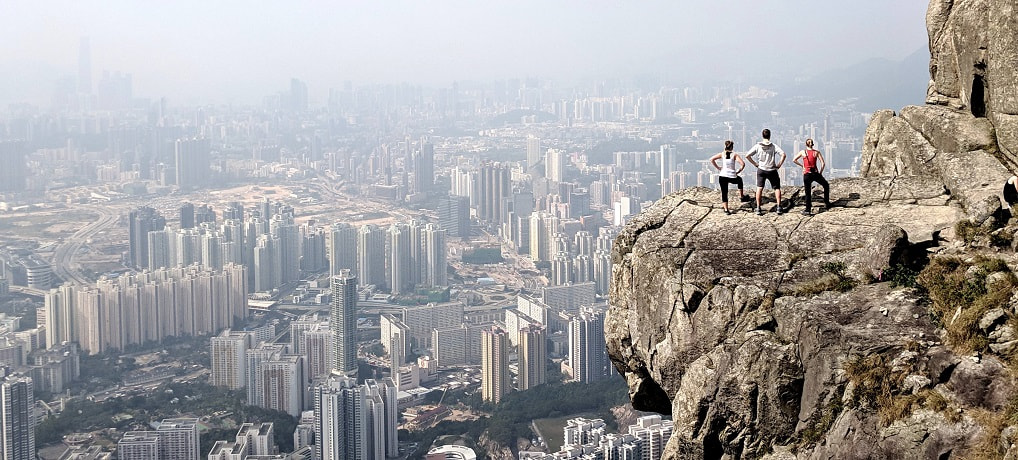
left=0, top=33, right=905, bottom=460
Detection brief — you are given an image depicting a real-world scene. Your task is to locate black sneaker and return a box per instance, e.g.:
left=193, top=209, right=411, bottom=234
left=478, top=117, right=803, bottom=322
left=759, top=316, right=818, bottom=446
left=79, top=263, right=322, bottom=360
left=724, top=209, right=731, bottom=215
left=776, top=206, right=786, bottom=215
left=755, top=208, right=764, bottom=216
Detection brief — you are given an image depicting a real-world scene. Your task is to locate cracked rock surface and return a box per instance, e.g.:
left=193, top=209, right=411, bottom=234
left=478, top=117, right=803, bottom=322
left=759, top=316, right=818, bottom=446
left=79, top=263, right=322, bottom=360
left=606, top=179, right=983, bottom=459
left=606, top=2, right=1018, bottom=456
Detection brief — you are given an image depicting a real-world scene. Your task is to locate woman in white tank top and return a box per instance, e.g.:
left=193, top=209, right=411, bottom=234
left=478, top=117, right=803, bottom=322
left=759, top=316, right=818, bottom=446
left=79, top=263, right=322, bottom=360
left=709, top=140, right=748, bottom=214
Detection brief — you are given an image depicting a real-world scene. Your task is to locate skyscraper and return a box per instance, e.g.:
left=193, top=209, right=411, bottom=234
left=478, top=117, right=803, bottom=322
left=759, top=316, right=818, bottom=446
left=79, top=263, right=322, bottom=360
left=526, top=136, right=543, bottom=178
left=423, top=224, right=448, bottom=287
left=387, top=223, right=412, bottom=295
left=211, top=329, right=251, bottom=390
left=129, top=207, right=166, bottom=269
left=478, top=162, right=511, bottom=225
left=174, top=138, right=211, bottom=188
left=568, top=308, right=610, bottom=383
left=481, top=326, right=510, bottom=404
left=118, top=431, right=160, bottom=460
left=437, top=195, right=470, bottom=239
left=328, top=223, right=358, bottom=276
left=331, top=270, right=358, bottom=378
left=270, top=212, right=300, bottom=284
left=300, top=222, right=327, bottom=273
left=519, top=325, right=547, bottom=391
left=410, top=141, right=434, bottom=195
left=313, top=375, right=397, bottom=460
left=155, top=418, right=200, bottom=460
left=1, top=372, right=34, bottom=460
left=0, top=141, right=26, bottom=192
left=357, top=225, right=386, bottom=289
left=179, top=202, right=195, bottom=229
left=546, top=148, right=566, bottom=183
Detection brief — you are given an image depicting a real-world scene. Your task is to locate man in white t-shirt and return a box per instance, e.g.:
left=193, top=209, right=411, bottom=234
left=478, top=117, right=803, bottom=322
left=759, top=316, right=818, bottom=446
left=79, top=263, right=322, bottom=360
left=745, top=128, right=787, bottom=215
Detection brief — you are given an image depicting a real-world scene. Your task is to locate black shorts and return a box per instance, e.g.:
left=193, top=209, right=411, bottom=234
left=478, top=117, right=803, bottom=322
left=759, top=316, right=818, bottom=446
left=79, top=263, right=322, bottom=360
left=756, top=169, right=781, bottom=189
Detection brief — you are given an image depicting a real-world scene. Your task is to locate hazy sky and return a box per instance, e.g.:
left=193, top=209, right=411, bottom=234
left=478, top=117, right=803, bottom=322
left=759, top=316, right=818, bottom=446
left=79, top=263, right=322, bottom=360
left=1, top=1, right=929, bottom=105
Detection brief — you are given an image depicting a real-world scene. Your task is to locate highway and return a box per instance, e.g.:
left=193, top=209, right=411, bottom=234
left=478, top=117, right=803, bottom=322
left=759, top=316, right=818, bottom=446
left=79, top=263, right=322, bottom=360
left=50, top=206, right=117, bottom=286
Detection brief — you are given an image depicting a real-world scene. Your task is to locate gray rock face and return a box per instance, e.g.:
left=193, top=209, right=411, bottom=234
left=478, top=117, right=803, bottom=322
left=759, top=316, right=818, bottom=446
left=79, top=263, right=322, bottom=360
left=901, top=0, right=1018, bottom=173
left=607, top=1, right=1018, bottom=458
left=605, top=181, right=989, bottom=459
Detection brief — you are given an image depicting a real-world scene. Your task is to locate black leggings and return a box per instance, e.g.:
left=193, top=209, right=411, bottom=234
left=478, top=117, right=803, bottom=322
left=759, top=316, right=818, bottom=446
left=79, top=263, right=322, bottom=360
left=803, top=172, right=830, bottom=210
left=718, top=176, right=743, bottom=203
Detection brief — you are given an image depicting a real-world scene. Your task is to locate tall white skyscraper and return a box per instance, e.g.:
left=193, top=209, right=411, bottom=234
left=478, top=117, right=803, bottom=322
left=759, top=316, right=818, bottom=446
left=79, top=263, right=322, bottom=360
left=1, top=372, right=35, bottom=460
left=331, top=270, right=358, bottom=378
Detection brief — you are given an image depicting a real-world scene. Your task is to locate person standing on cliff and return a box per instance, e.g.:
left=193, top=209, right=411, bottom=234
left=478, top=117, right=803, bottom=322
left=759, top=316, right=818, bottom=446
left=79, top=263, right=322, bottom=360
left=745, top=128, right=787, bottom=215
left=709, top=140, right=750, bottom=214
left=792, top=138, right=832, bottom=215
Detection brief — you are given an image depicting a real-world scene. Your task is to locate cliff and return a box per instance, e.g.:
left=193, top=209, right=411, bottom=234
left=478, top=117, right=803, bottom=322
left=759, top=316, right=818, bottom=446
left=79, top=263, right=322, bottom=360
left=604, top=1, right=1018, bottom=458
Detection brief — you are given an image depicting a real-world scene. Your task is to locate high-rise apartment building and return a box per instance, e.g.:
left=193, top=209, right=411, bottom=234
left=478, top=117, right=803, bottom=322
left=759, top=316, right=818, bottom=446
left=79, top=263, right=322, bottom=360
left=46, top=265, right=246, bottom=355
left=568, top=308, right=610, bottom=383
left=313, top=375, right=398, bottom=460
left=437, top=195, right=471, bottom=239
left=481, top=326, right=510, bottom=404
left=526, top=136, right=543, bottom=178
left=423, top=223, right=447, bottom=288
left=546, top=148, right=566, bottom=183
left=0, top=141, right=26, bottom=192
left=1, top=371, right=34, bottom=460
left=379, top=314, right=408, bottom=375
left=129, top=206, right=166, bottom=269
left=387, top=223, right=412, bottom=295
left=328, top=223, right=358, bottom=276
left=270, top=213, right=300, bottom=284
left=357, top=225, right=386, bottom=289
left=478, top=162, right=511, bottom=225
left=157, top=418, right=200, bottom=460
left=174, top=138, right=211, bottom=188
left=518, top=325, right=547, bottom=391
left=210, top=329, right=251, bottom=390
left=411, top=142, right=434, bottom=195
left=299, top=222, right=327, bottom=273
left=330, top=270, right=358, bottom=378
left=118, top=431, right=160, bottom=460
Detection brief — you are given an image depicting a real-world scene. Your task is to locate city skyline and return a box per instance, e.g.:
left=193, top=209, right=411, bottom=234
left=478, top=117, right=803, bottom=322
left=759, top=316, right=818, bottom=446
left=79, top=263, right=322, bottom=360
left=0, top=1, right=928, bottom=105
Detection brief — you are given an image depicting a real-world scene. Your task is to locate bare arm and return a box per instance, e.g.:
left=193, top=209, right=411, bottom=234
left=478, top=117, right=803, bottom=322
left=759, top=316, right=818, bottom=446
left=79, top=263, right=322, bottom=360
left=709, top=152, right=722, bottom=171
left=735, top=155, right=746, bottom=174
left=792, top=150, right=805, bottom=167
left=817, top=151, right=826, bottom=173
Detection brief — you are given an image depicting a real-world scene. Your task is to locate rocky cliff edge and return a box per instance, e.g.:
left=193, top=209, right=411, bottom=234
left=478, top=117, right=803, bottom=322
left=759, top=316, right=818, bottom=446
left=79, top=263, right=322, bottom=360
left=605, top=1, right=1018, bottom=458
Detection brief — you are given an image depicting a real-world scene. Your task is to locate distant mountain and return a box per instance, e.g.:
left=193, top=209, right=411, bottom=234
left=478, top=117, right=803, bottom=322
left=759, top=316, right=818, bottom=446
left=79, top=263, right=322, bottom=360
left=780, top=48, right=929, bottom=112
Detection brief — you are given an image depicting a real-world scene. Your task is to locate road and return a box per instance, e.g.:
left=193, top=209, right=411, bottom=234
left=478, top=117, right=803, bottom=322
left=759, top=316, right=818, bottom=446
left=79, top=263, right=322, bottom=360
left=50, top=206, right=117, bottom=286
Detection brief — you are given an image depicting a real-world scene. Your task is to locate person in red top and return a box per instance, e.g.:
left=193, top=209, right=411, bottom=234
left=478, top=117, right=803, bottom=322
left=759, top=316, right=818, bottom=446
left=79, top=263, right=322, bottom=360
left=792, top=138, right=831, bottom=215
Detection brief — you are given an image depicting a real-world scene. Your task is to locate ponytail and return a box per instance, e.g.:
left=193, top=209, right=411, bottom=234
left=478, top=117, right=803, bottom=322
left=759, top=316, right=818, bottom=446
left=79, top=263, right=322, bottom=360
left=723, top=140, right=734, bottom=159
